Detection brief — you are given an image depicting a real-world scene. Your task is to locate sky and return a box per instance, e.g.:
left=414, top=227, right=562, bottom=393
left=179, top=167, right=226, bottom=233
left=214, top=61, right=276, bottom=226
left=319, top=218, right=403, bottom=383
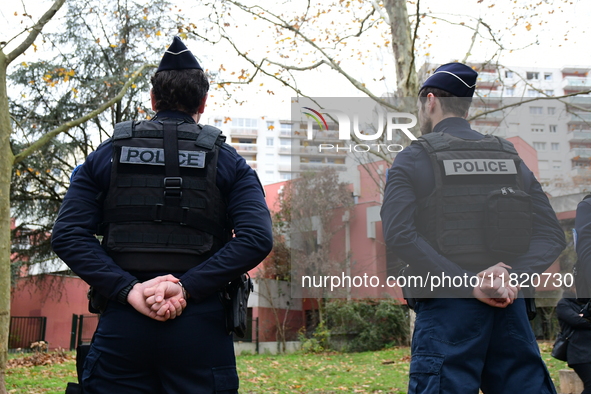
left=2, top=0, right=591, bottom=119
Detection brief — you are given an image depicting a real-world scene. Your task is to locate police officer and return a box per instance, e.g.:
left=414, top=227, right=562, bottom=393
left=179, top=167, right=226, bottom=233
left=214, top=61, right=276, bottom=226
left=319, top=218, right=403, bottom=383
left=51, top=37, right=273, bottom=393
left=380, top=62, right=565, bottom=393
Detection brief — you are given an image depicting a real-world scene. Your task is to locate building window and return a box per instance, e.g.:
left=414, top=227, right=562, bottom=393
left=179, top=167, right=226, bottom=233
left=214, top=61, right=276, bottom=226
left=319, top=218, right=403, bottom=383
left=545, top=90, right=554, bottom=96
left=266, top=121, right=275, bottom=130
left=232, top=118, right=258, bottom=128
left=266, top=171, right=274, bottom=175
left=544, top=73, right=553, bottom=81
left=280, top=172, right=292, bottom=180
left=505, top=71, right=514, bottom=79
left=553, top=161, right=562, bottom=170
left=531, top=125, right=544, bottom=133
left=533, top=142, right=546, bottom=151
left=527, top=89, right=540, bottom=97
left=214, top=119, right=222, bottom=127
left=549, top=125, right=557, bottom=133
left=548, top=107, right=556, bottom=115
left=505, top=88, right=514, bottom=96
left=529, top=106, right=543, bottom=115
left=526, top=72, right=539, bottom=80
left=266, top=138, right=274, bottom=146
left=551, top=142, right=560, bottom=151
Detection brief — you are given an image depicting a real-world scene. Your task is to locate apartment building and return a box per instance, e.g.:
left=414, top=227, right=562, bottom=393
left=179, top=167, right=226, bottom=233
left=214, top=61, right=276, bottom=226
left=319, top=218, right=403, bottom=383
left=206, top=115, right=350, bottom=185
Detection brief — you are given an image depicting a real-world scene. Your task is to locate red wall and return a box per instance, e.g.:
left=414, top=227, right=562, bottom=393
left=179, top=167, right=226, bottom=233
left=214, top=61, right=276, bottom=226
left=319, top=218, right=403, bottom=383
left=11, top=275, right=90, bottom=350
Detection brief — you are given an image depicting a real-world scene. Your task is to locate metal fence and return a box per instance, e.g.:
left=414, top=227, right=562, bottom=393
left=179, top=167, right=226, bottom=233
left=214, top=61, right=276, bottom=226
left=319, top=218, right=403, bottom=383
left=70, top=314, right=99, bottom=350
left=9, top=316, right=47, bottom=350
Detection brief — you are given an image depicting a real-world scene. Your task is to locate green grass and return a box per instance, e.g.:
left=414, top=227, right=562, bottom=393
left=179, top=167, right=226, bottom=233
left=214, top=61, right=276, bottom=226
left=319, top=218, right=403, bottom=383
left=4, top=343, right=570, bottom=394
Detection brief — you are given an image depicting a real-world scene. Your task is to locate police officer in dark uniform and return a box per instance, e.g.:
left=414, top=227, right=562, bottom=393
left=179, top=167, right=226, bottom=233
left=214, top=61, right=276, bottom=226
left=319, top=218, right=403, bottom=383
left=380, top=62, right=565, bottom=393
left=51, top=36, right=273, bottom=393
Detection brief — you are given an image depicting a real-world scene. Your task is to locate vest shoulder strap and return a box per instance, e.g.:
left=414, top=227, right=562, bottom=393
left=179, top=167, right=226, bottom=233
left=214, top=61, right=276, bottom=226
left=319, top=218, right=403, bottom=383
left=196, top=125, right=225, bottom=150
left=413, top=132, right=450, bottom=153
left=113, top=121, right=134, bottom=140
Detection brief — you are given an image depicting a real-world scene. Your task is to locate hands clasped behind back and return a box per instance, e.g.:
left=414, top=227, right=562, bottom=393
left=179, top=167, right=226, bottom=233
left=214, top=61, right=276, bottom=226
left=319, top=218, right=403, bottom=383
left=127, top=274, right=188, bottom=321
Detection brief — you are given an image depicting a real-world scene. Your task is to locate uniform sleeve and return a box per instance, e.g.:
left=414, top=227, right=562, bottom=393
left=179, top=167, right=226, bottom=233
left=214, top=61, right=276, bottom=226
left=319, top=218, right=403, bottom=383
left=556, top=298, right=591, bottom=330
left=506, top=163, right=566, bottom=276
left=179, top=146, right=273, bottom=302
left=51, top=142, right=138, bottom=300
left=380, top=146, right=475, bottom=298
left=575, top=200, right=591, bottom=299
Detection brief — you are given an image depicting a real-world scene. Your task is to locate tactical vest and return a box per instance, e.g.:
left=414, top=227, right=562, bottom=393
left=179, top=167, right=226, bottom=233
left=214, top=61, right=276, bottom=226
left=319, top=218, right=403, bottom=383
left=414, top=132, right=533, bottom=271
left=99, top=119, right=231, bottom=272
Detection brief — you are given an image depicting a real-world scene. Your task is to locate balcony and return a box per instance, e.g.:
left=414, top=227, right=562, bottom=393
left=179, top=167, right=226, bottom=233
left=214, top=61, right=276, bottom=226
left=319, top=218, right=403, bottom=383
left=563, top=76, right=591, bottom=92
left=569, top=131, right=591, bottom=141
left=300, top=162, right=347, bottom=171
left=476, top=72, right=501, bottom=89
left=279, top=129, right=292, bottom=138
left=298, top=146, right=349, bottom=156
left=246, top=161, right=257, bottom=169
left=233, top=143, right=258, bottom=154
left=278, top=146, right=292, bottom=154
left=571, top=167, right=591, bottom=178
left=569, top=148, right=591, bottom=161
left=568, top=112, right=591, bottom=124
left=230, top=128, right=258, bottom=137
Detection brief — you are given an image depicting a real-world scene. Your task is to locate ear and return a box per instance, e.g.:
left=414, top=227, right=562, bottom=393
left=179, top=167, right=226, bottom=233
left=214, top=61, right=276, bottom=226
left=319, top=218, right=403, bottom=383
left=150, top=90, right=157, bottom=111
left=426, top=92, right=438, bottom=113
left=197, top=94, right=208, bottom=114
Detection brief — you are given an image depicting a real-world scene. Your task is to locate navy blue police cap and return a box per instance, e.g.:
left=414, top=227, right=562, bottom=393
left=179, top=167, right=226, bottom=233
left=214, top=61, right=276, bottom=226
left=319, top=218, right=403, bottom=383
left=156, top=36, right=203, bottom=72
left=420, top=62, right=478, bottom=98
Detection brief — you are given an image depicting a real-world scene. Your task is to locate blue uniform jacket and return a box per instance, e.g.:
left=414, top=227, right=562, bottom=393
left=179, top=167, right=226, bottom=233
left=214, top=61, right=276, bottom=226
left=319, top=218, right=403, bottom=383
left=51, top=111, right=273, bottom=303
left=380, top=117, right=566, bottom=297
left=575, top=197, right=591, bottom=298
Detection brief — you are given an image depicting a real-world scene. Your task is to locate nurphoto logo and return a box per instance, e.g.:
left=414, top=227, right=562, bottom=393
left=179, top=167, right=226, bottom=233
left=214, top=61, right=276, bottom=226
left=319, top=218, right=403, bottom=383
left=301, top=104, right=418, bottom=154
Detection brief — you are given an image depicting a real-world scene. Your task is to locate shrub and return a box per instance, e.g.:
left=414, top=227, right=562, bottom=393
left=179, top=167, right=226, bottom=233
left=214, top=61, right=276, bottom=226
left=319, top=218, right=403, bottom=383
left=325, top=299, right=410, bottom=352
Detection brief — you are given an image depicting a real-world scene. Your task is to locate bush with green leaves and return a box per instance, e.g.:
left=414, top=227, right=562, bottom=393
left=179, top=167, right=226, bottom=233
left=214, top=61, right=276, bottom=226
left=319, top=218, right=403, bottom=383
left=301, top=299, right=410, bottom=353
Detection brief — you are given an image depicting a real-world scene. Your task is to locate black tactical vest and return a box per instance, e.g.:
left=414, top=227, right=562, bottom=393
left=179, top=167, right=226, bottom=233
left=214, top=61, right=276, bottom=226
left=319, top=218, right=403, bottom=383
left=415, top=132, right=533, bottom=271
left=99, top=119, right=231, bottom=272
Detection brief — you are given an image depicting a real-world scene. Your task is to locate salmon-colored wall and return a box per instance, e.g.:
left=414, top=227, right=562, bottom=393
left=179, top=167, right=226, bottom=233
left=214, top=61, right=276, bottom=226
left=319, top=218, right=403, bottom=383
left=251, top=307, right=304, bottom=342
left=507, top=136, right=539, bottom=179
left=11, top=275, right=91, bottom=350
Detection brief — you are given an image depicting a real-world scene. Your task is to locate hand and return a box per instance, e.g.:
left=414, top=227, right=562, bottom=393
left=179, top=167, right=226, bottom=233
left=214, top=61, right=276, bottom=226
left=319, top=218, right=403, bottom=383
left=127, top=275, right=185, bottom=321
left=473, top=263, right=519, bottom=308
left=144, top=281, right=187, bottom=319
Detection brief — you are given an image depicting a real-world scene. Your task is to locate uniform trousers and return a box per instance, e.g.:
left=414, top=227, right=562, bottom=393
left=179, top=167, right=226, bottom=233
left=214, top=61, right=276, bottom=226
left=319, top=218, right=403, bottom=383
left=82, top=293, right=238, bottom=394
left=409, top=298, right=556, bottom=394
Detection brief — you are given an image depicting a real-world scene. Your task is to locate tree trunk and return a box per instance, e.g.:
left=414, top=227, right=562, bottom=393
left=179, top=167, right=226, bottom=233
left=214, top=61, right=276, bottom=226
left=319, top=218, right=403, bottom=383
left=0, top=51, right=15, bottom=394
left=384, top=0, right=420, bottom=98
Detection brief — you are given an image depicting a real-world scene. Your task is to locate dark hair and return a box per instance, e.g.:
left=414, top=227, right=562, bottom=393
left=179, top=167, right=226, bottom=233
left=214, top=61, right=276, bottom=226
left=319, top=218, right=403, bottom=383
left=150, top=69, right=209, bottom=115
left=419, top=87, right=471, bottom=117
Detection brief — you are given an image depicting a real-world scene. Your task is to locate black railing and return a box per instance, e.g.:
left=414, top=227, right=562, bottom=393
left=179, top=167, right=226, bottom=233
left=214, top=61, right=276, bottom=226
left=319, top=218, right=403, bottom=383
left=9, top=316, right=47, bottom=350
left=233, top=316, right=259, bottom=353
left=70, top=314, right=99, bottom=350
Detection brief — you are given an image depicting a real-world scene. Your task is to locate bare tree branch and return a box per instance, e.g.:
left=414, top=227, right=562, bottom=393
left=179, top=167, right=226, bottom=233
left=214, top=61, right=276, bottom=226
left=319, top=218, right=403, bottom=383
left=6, top=0, right=66, bottom=65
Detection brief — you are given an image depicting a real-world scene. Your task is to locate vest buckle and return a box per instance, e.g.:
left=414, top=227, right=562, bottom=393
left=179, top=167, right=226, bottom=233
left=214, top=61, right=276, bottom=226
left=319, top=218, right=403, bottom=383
left=164, top=177, right=183, bottom=198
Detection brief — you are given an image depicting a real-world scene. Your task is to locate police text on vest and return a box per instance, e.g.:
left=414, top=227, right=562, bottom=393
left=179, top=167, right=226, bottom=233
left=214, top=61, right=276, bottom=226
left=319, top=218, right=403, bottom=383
left=120, top=146, right=206, bottom=168
left=443, top=159, right=517, bottom=176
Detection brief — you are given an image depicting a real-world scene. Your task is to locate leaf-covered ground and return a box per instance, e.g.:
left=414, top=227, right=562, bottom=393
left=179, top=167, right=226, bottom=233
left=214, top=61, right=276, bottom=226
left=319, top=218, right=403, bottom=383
left=5, top=343, right=568, bottom=394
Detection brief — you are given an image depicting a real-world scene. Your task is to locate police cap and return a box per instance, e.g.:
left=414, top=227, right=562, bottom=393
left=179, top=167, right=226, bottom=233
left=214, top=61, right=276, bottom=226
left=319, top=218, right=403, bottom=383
left=420, top=62, right=478, bottom=98
left=156, top=36, right=203, bottom=73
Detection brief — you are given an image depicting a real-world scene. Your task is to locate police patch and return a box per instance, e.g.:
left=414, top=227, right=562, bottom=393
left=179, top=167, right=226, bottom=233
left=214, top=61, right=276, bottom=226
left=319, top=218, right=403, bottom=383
left=443, top=159, right=517, bottom=176
left=120, top=146, right=206, bottom=168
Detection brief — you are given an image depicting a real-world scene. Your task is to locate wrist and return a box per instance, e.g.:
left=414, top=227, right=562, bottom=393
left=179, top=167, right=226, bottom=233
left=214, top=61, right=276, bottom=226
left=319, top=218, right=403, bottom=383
left=117, top=279, right=140, bottom=305
left=177, top=281, right=190, bottom=299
